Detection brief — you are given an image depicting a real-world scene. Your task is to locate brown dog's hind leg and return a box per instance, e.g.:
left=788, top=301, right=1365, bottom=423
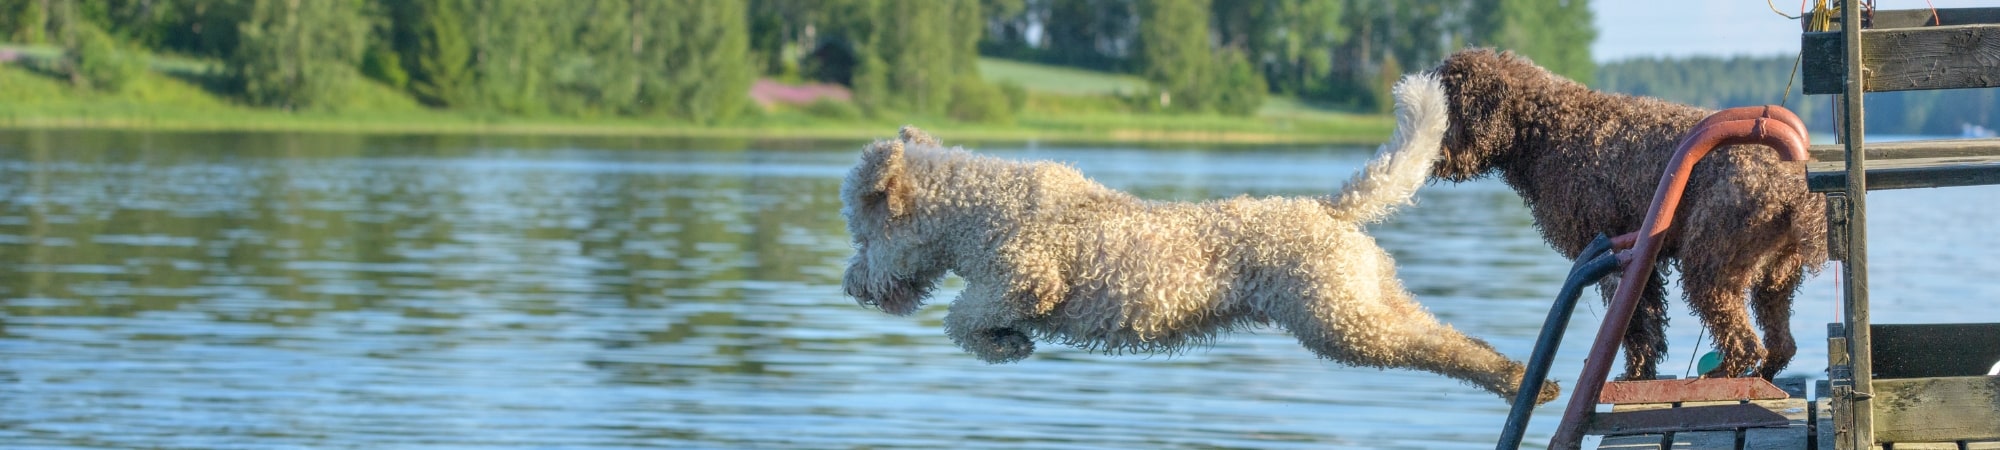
left=1751, top=252, right=1805, bottom=379
left=1602, top=270, right=1671, bottom=381
left=1680, top=251, right=1768, bottom=378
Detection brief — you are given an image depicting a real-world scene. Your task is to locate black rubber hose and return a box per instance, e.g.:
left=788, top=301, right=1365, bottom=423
left=1497, top=234, right=1621, bottom=450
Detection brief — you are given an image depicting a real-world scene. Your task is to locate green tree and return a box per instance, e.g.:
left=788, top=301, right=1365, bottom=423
left=1136, top=0, right=1210, bottom=112
left=637, top=0, right=755, bottom=122
left=389, top=0, right=474, bottom=107
left=461, top=0, right=560, bottom=114
left=230, top=0, right=369, bottom=110
left=1468, top=0, right=1595, bottom=84
left=546, top=0, right=640, bottom=115
left=0, top=0, right=53, bottom=43
left=1209, top=0, right=1345, bottom=101
left=66, top=23, right=146, bottom=92
left=1136, top=0, right=1264, bottom=115
left=359, top=43, right=408, bottom=89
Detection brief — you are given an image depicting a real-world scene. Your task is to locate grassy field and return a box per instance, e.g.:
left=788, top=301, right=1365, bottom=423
left=975, top=58, right=1150, bottom=96
left=0, top=45, right=1392, bottom=144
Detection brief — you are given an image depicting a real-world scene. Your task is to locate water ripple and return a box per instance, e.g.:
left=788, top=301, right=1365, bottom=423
left=1, top=130, right=1993, bottom=448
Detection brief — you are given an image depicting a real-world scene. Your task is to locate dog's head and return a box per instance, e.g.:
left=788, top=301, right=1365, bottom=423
left=838, top=127, right=948, bottom=316
left=1427, top=48, right=1559, bottom=182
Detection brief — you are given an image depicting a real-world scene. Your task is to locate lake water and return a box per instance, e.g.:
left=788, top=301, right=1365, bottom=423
left=2, top=130, right=1996, bottom=449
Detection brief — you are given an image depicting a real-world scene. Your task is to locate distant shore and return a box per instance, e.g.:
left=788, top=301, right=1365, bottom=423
left=2, top=53, right=1392, bottom=145
left=0, top=113, right=1394, bottom=145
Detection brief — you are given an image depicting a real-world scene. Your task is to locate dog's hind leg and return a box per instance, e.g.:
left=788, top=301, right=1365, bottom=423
left=1680, top=249, right=1768, bottom=378
left=1750, top=248, right=1805, bottom=379
left=1600, top=270, right=1670, bottom=381
left=1275, top=276, right=1560, bottom=404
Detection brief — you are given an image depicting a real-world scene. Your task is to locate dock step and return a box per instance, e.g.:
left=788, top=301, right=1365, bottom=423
left=1806, top=139, right=2000, bottom=192
left=1599, top=378, right=1793, bottom=405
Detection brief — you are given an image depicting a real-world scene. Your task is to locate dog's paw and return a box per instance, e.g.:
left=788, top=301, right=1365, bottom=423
left=1501, top=379, right=1563, bottom=406
left=1536, top=380, right=1563, bottom=405
left=971, top=328, right=1036, bottom=363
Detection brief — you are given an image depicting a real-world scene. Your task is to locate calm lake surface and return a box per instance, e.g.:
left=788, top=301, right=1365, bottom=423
left=2, top=130, right=1995, bottom=449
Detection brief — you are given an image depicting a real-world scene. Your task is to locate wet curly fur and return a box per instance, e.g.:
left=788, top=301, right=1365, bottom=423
left=1427, top=49, right=1827, bottom=380
left=839, top=75, right=1560, bottom=404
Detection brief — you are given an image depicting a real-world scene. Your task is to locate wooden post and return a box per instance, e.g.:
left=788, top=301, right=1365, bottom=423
left=1837, top=0, right=1877, bottom=448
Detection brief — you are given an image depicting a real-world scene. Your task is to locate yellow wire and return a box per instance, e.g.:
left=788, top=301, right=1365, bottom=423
left=1807, top=0, right=1836, bottom=33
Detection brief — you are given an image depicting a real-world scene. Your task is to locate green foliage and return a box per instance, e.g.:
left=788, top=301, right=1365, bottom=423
left=1136, top=0, right=1209, bottom=112
left=638, top=0, right=756, bottom=123
left=8, top=0, right=1613, bottom=132
left=948, top=76, right=1013, bottom=123
left=833, top=0, right=985, bottom=116
left=1210, top=51, right=1266, bottom=117
left=1133, top=0, right=1265, bottom=116
left=359, top=44, right=408, bottom=89
left=67, top=24, right=146, bottom=92
left=1467, top=0, right=1596, bottom=84
left=1211, top=0, right=1343, bottom=98
left=1, top=0, right=52, bottom=43
left=995, top=80, right=1028, bottom=113
left=392, top=0, right=473, bottom=107
left=803, top=98, right=863, bottom=120
left=230, top=0, right=370, bottom=111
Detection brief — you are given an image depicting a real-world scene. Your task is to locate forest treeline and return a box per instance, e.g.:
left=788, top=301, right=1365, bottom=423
left=0, top=0, right=1594, bottom=123
left=1598, top=55, right=2000, bottom=136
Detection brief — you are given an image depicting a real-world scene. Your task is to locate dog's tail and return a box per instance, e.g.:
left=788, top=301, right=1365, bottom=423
left=1323, top=73, right=1448, bottom=224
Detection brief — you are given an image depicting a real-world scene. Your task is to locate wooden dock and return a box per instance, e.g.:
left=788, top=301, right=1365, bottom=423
left=1596, top=378, right=1812, bottom=450
left=1594, top=378, right=2000, bottom=449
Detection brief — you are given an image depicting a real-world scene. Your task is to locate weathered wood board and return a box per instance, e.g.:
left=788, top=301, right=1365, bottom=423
left=1806, top=154, right=2000, bottom=192
left=1872, top=376, right=2000, bottom=443
left=1802, top=24, right=2000, bottom=94
left=1804, top=7, right=2000, bottom=30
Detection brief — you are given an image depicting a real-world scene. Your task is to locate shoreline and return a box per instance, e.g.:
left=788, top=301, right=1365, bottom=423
left=0, top=115, right=1392, bottom=145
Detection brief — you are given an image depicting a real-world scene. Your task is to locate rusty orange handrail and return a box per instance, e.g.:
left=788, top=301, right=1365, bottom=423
left=1547, top=106, right=1811, bottom=449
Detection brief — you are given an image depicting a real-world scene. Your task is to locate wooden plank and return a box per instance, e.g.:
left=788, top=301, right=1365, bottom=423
left=1601, top=378, right=1792, bottom=405
left=1806, top=154, right=2000, bottom=192
left=1806, top=138, right=2000, bottom=161
left=1606, top=399, right=1814, bottom=449
left=1872, top=376, right=2000, bottom=443
left=1587, top=404, right=1791, bottom=437
left=1805, top=7, right=2000, bottom=30
left=1871, top=323, right=2000, bottom=379
left=1816, top=396, right=1835, bottom=450
left=1802, top=24, right=2000, bottom=94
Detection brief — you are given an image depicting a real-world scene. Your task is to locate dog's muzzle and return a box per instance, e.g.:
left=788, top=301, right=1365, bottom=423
left=842, top=257, right=930, bottom=316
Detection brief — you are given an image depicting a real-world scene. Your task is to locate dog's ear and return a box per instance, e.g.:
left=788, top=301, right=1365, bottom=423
left=859, top=139, right=915, bottom=218
left=1429, top=50, right=1510, bottom=182
left=899, top=125, right=941, bottom=147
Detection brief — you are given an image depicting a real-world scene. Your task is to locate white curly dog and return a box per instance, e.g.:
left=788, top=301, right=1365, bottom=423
left=839, top=74, right=1558, bottom=404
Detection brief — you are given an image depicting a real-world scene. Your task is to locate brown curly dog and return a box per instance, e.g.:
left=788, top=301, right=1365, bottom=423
left=1424, top=49, right=1827, bottom=380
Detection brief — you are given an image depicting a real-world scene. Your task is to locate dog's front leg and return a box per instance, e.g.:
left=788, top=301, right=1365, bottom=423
left=996, top=242, right=1067, bottom=318
left=943, top=282, right=1036, bottom=363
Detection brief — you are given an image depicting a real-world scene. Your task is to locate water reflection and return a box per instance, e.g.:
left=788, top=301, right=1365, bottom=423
left=0, top=129, right=1992, bottom=448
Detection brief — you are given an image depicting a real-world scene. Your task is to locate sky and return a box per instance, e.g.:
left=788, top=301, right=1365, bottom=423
left=1590, top=0, right=1990, bottom=62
